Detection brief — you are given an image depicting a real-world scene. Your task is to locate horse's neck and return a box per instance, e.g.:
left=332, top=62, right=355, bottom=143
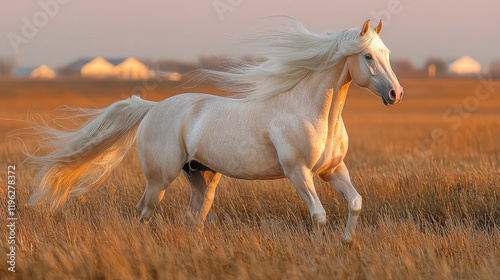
left=287, top=61, right=352, bottom=129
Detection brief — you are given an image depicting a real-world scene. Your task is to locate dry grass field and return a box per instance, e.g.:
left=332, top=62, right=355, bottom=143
left=0, top=78, right=499, bottom=279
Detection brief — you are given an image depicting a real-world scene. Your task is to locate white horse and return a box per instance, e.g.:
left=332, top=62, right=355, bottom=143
left=28, top=19, right=403, bottom=243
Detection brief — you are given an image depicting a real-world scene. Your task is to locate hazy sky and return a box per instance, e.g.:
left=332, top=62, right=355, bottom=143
left=2, top=0, right=499, bottom=68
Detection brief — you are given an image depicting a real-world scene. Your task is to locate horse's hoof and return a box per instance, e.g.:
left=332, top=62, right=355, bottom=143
left=139, top=216, right=151, bottom=224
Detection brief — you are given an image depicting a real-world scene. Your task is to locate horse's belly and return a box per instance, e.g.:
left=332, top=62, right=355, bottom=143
left=219, top=157, right=286, bottom=180
left=194, top=142, right=285, bottom=180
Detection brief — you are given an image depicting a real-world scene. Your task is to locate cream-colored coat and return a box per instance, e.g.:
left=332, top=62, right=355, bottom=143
left=28, top=20, right=403, bottom=243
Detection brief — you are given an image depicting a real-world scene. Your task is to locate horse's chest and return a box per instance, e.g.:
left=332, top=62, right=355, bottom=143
left=312, top=122, right=348, bottom=174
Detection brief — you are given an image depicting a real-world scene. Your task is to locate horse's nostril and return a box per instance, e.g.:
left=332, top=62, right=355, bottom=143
left=389, top=90, right=396, bottom=100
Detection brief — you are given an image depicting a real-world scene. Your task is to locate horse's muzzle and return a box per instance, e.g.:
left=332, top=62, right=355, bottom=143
left=381, top=88, right=403, bottom=105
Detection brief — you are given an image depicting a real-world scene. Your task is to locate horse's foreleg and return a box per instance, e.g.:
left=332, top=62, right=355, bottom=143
left=320, top=161, right=362, bottom=243
left=285, top=165, right=327, bottom=233
left=184, top=169, right=221, bottom=225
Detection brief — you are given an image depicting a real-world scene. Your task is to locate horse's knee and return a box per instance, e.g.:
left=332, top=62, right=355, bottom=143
left=349, top=195, right=362, bottom=216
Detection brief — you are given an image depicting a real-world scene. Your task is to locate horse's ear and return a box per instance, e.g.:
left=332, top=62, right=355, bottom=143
left=361, top=20, right=370, bottom=36
left=374, top=19, right=382, bottom=35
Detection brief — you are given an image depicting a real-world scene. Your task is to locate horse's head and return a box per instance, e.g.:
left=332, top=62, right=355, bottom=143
left=347, top=20, right=403, bottom=105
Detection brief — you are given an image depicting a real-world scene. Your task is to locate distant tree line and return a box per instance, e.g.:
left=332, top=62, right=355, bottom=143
left=392, top=57, right=500, bottom=78
left=490, top=60, right=500, bottom=79
left=144, top=56, right=500, bottom=79
left=54, top=55, right=266, bottom=77
left=3, top=55, right=500, bottom=79
left=0, top=58, right=16, bottom=77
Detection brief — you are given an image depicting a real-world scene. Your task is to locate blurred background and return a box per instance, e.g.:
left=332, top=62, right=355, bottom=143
left=1, top=2, right=499, bottom=278
left=1, top=0, right=500, bottom=79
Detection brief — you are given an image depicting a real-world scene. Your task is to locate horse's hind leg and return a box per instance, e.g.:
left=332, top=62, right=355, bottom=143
left=182, top=161, right=221, bottom=225
left=135, top=151, right=184, bottom=223
left=135, top=178, right=173, bottom=223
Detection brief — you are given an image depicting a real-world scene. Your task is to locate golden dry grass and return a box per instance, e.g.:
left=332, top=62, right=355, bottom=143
left=0, top=78, right=499, bottom=279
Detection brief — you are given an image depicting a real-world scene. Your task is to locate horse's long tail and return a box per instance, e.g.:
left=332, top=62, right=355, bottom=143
left=27, top=96, right=156, bottom=210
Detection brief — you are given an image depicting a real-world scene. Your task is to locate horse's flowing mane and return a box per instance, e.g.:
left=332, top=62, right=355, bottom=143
left=202, top=18, right=384, bottom=101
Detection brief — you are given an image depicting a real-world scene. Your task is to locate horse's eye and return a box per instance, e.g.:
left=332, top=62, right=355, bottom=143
left=364, top=54, right=373, bottom=60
